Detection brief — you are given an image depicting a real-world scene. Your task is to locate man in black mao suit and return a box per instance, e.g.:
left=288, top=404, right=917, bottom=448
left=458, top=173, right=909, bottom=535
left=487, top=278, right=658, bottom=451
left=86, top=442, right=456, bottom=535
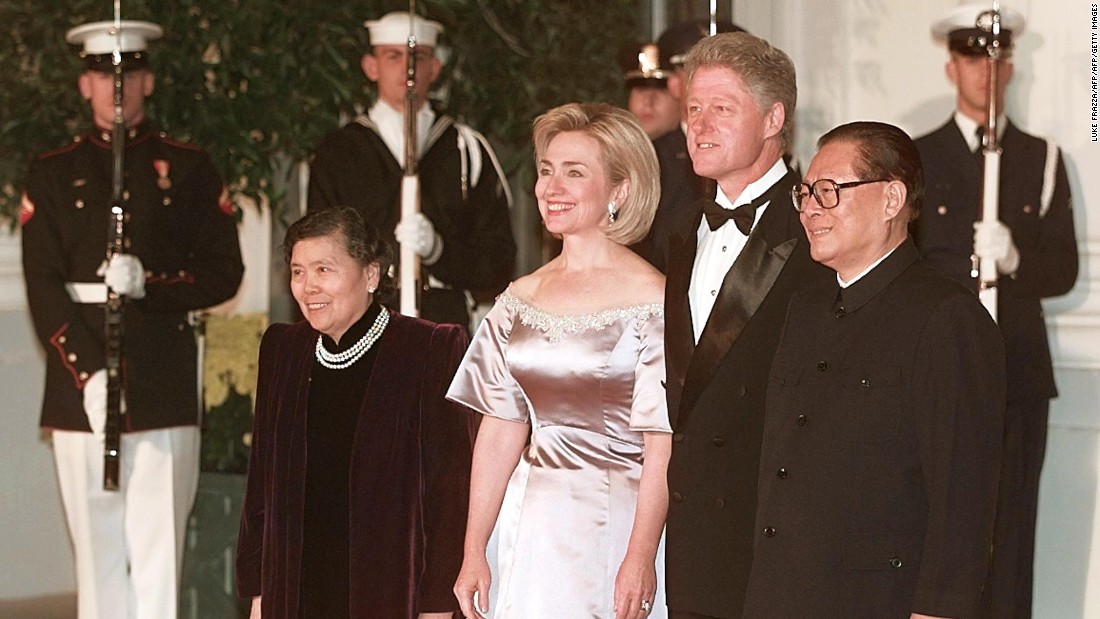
left=744, top=121, right=1005, bottom=619
left=663, top=32, right=829, bottom=619
left=913, top=6, right=1078, bottom=617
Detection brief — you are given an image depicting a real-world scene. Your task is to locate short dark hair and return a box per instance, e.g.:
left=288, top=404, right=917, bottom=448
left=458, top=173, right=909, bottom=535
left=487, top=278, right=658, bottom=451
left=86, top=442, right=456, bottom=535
left=283, top=206, right=396, bottom=302
left=817, top=121, right=925, bottom=219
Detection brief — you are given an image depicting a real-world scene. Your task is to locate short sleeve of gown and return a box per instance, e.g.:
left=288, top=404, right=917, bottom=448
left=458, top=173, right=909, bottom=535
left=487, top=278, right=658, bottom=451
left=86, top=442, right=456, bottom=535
left=446, top=299, right=530, bottom=423
left=629, top=312, right=671, bottom=433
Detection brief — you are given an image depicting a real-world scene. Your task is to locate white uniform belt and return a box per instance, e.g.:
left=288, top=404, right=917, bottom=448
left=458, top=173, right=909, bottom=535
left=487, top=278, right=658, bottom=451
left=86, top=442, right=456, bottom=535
left=66, top=282, right=108, bottom=304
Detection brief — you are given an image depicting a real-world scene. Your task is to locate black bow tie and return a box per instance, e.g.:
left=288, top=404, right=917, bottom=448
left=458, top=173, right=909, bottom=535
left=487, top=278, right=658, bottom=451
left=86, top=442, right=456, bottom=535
left=702, top=194, right=767, bottom=235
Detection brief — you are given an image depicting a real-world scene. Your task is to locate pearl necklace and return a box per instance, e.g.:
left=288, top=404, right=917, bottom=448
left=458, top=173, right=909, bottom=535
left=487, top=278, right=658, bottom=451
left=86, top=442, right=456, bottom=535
left=315, top=310, right=390, bottom=370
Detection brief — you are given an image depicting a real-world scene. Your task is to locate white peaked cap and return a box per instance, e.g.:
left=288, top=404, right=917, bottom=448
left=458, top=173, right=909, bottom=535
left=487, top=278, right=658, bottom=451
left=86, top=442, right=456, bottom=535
left=66, top=20, right=164, bottom=55
left=364, top=11, right=443, bottom=47
left=931, top=3, right=1026, bottom=42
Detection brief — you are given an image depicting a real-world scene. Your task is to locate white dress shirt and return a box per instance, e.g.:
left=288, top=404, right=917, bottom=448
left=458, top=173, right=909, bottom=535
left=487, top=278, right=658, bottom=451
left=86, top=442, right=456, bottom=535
left=955, top=111, right=1006, bottom=152
left=689, top=158, right=788, bottom=343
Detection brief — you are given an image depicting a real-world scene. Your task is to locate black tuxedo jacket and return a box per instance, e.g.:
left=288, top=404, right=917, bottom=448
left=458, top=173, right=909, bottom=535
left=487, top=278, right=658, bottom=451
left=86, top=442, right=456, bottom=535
left=663, top=166, right=830, bottom=617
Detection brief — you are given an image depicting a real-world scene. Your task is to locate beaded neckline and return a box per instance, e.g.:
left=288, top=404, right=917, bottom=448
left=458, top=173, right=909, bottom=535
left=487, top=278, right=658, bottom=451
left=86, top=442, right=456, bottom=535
left=315, top=310, right=389, bottom=369
left=499, top=288, right=662, bottom=343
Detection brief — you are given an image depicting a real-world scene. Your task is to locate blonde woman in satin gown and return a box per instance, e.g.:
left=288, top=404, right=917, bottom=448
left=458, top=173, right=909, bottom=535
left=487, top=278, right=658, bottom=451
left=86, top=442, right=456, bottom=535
left=448, top=103, right=671, bottom=619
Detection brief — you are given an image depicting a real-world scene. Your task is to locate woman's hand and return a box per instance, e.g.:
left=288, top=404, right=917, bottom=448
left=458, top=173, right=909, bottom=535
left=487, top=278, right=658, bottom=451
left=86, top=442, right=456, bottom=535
left=249, top=596, right=261, bottom=619
left=614, top=551, right=656, bottom=619
left=453, top=553, right=492, bottom=618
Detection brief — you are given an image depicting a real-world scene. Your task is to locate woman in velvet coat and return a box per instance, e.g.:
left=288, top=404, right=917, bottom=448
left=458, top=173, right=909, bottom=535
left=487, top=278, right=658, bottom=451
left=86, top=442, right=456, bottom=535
left=236, top=207, right=476, bottom=619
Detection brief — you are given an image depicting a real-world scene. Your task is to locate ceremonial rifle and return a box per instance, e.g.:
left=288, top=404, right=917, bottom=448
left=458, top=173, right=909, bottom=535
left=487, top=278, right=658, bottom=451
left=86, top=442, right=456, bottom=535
left=975, top=1, right=1005, bottom=321
left=398, top=2, right=422, bottom=316
left=103, top=0, right=127, bottom=490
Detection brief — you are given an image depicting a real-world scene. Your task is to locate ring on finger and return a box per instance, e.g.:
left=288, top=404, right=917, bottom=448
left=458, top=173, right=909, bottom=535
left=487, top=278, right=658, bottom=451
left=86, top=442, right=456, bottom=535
left=641, top=599, right=652, bottom=613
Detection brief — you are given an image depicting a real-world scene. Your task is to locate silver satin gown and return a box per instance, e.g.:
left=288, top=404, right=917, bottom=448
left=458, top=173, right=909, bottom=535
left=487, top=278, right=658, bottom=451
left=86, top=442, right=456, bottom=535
left=447, top=287, right=671, bottom=619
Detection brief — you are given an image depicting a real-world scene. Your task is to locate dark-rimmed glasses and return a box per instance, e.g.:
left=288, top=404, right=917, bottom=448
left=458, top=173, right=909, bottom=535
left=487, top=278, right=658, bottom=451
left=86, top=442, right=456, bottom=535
left=790, top=179, right=889, bottom=212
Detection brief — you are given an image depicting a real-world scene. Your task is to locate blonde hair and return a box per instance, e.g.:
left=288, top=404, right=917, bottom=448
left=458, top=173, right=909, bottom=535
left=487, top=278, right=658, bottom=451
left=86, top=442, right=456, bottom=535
left=685, top=32, right=797, bottom=148
left=532, top=103, right=659, bottom=246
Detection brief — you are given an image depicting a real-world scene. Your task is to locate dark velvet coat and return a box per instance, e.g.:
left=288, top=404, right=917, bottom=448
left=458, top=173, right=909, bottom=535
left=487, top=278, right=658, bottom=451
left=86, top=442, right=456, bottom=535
left=236, top=311, right=475, bottom=618
left=663, top=166, right=832, bottom=617
left=743, top=240, right=1005, bottom=618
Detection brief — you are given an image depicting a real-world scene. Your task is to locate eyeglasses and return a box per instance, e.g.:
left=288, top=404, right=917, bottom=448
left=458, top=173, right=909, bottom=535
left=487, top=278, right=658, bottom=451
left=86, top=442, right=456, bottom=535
left=790, top=178, right=889, bottom=212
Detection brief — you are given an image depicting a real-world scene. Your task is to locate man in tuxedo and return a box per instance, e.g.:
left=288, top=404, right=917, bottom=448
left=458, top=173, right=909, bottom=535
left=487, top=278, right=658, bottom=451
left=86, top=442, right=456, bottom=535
left=913, top=6, right=1078, bottom=616
left=663, top=31, right=829, bottom=619
left=745, top=121, right=1004, bottom=618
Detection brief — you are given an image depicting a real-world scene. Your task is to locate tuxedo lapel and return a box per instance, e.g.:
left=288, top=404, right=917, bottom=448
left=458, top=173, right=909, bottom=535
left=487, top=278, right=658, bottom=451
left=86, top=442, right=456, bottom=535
left=676, top=167, right=800, bottom=425
left=665, top=205, right=702, bottom=426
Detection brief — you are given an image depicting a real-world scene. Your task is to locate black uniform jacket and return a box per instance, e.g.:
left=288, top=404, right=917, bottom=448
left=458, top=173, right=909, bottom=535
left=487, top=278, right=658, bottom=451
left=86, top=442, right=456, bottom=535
left=235, top=311, right=475, bottom=618
left=744, top=239, right=1005, bottom=618
left=307, top=115, right=515, bottom=326
left=634, top=127, right=710, bottom=273
left=914, top=119, right=1077, bottom=403
left=21, top=124, right=244, bottom=432
left=663, top=165, right=831, bottom=617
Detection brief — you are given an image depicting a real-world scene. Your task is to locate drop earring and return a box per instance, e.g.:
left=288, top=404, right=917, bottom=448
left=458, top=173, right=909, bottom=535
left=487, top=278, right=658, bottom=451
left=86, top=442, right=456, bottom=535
left=607, top=201, right=618, bottom=223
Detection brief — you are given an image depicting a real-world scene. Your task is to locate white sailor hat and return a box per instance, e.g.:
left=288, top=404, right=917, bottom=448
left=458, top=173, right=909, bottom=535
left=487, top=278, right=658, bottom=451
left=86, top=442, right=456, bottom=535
left=931, top=3, right=1026, bottom=56
left=364, top=11, right=443, bottom=48
left=65, top=20, right=163, bottom=72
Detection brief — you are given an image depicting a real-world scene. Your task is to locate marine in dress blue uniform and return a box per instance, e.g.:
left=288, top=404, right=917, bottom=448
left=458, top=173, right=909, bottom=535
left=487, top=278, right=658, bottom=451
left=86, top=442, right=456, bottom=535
left=913, top=6, right=1078, bottom=617
left=20, top=20, right=243, bottom=619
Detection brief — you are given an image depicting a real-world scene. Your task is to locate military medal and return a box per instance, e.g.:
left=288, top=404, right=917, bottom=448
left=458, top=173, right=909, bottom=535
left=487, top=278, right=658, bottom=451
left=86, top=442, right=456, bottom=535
left=154, top=159, right=172, bottom=190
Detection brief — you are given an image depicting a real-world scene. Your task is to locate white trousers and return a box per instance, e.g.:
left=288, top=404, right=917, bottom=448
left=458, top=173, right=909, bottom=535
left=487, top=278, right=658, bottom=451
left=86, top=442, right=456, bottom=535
left=52, top=427, right=200, bottom=619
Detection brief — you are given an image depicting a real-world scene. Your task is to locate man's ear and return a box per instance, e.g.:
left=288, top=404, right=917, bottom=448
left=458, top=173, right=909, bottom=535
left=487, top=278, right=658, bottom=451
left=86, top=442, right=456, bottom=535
left=78, top=73, right=93, bottom=100
left=883, top=180, right=907, bottom=221
left=945, top=56, right=958, bottom=87
left=426, top=56, right=442, bottom=85
left=361, top=53, right=379, bottom=82
left=763, top=101, right=785, bottom=140
left=141, top=71, right=155, bottom=97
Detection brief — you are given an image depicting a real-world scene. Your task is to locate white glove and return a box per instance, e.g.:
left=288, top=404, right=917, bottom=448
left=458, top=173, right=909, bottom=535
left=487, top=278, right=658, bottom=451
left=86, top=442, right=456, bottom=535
left=973, top=220, right=1020, bottom=275
left=82, top=369, right=108, bottom=435
left=394, top=213, right=443, bottom=264
left=104, top=254, right=147, bottom=299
